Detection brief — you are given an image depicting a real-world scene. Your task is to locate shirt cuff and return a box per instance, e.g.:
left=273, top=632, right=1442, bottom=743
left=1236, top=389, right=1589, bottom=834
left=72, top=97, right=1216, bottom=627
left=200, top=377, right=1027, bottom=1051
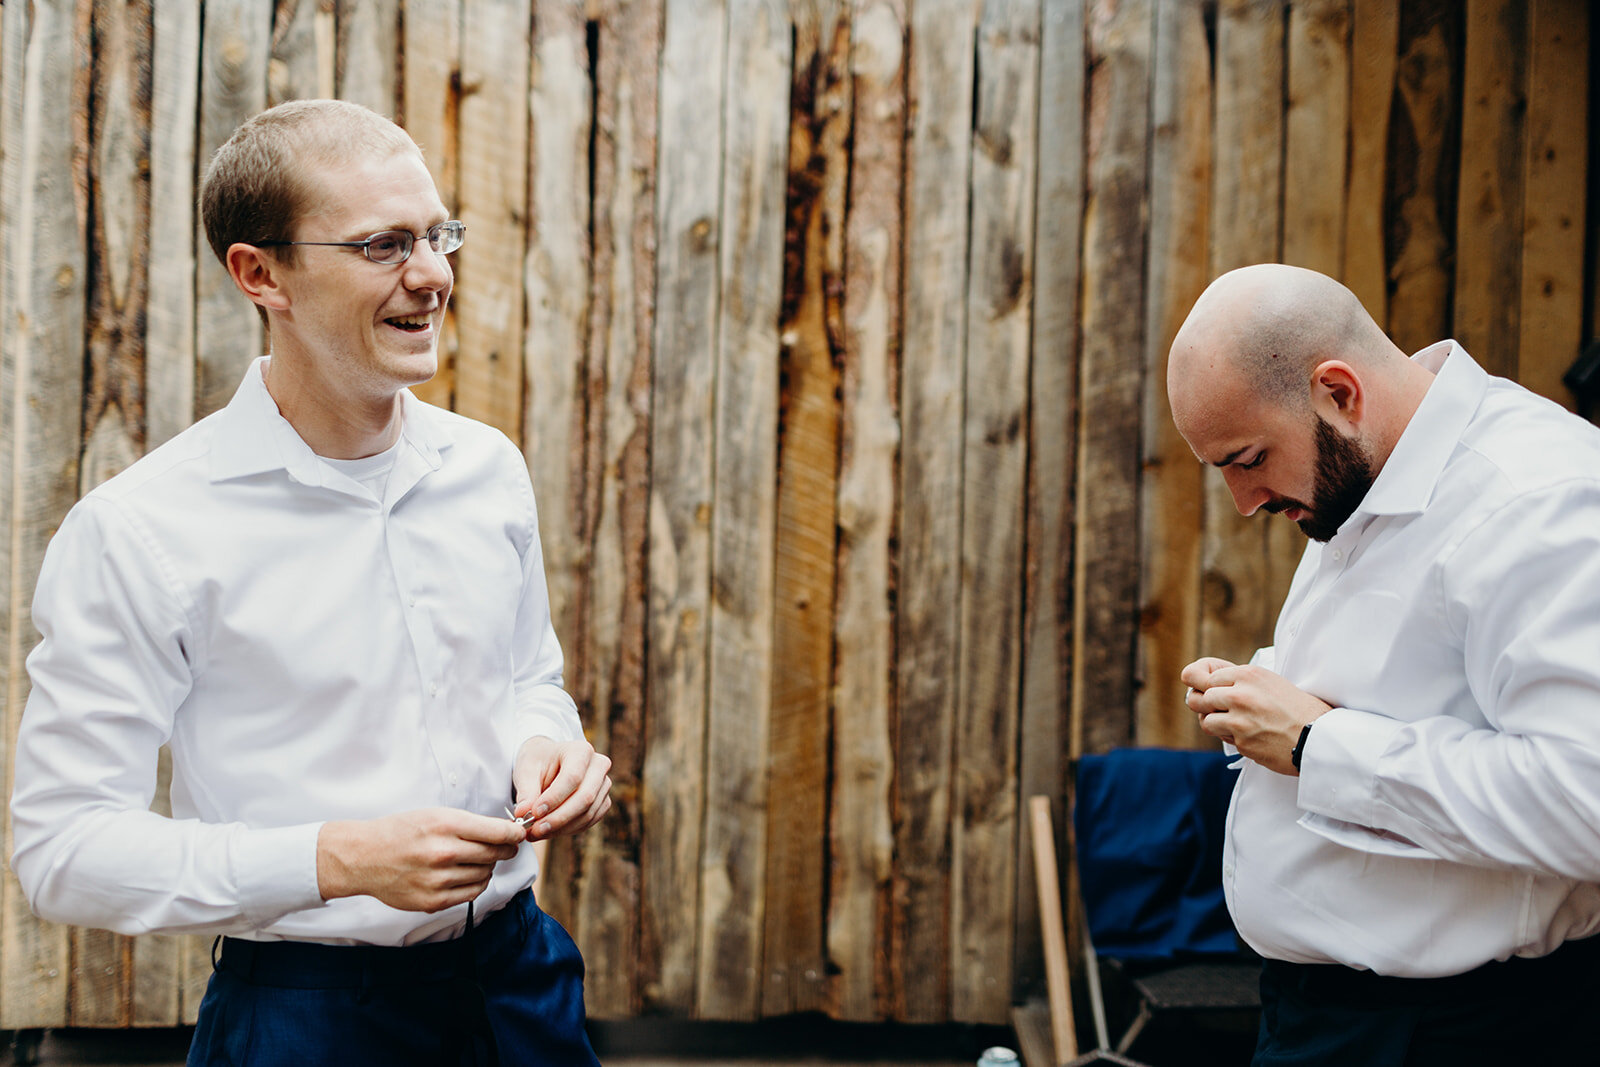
left=232, top=823, right=326, bottom=927
left=1295, top=707, right=1407, bottom=828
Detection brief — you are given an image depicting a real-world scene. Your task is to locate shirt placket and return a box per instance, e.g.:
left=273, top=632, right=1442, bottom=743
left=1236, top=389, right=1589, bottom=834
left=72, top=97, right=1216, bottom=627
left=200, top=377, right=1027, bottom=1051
left=383, top=454, right=471, bottom=799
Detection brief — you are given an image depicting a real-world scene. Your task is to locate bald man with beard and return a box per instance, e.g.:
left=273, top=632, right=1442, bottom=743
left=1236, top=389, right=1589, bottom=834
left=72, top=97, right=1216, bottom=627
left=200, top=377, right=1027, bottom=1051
left=1167, top=264, right=1600, bottom=1065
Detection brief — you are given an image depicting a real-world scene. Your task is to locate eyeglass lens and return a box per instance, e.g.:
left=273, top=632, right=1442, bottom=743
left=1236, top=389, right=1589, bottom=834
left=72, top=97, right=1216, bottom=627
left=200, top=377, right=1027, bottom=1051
left=367, top=221, right=465, bottom=264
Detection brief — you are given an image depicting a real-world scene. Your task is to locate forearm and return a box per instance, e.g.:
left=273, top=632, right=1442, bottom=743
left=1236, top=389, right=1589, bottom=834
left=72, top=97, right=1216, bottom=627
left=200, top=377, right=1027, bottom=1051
left=12, top=806, right=322, bottom=936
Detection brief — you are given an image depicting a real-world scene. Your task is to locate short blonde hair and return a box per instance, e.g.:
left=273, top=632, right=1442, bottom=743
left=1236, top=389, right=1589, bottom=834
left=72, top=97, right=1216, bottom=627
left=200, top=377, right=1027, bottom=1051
left=199, top=99, right=419, bottom=268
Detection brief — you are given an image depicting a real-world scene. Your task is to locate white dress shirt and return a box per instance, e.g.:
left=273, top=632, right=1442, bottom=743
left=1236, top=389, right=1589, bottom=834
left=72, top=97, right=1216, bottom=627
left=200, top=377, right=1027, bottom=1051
left=11, top=358, right=582, bottom=945
left=1225, top=342, right=1600, bottom=977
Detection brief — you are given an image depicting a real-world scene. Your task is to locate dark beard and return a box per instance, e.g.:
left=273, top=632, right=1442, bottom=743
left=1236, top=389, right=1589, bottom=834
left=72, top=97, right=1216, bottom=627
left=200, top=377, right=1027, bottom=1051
left=1297, top=416, right=1376, bottom=542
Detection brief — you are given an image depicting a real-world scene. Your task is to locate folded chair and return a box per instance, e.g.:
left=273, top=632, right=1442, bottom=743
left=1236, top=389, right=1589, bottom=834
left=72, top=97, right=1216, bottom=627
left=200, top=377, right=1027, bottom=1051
left=1072, top=748, right=1260, bottom=1058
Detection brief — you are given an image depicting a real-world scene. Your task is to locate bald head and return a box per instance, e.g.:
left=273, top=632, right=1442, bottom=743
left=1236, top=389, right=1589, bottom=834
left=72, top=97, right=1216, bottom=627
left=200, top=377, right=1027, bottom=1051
left=1168, top=264, right=1405, bottom=415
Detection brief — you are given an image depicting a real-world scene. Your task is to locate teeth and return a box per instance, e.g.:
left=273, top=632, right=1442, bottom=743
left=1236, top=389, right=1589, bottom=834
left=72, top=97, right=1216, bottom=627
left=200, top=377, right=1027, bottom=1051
left=388, top=313, right=431, bottom=327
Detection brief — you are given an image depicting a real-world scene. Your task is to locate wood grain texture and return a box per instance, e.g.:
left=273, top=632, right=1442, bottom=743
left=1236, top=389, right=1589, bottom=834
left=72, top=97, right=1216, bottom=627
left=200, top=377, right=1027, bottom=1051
left=828, top=0, right=902, bottom=1022
left=893, top=0, right=976, bottom=1022
left=1014, top=0, right=1081, bottom=1001
left=1199, top=0, right=1285, bottom=673
left=698, top=0, right=789, bottom=1021
left=1386, top=2, right=1458, bottom=356
left=1138, top=0, right=1210, bottom=751
left=0, top=0, right=89, bottom=1029
left=1284, top=0, right=1350, bottom=278
left=195, top=0, right=270, bottom=420
left=268, top=0, right=333, bottom=106
left=951, top=0, right=1037, bottom=1024
left=570, top=0, right=661, bottom=1020
left=1516, top=0, right=1586, bottom=407
left=761, top=0, right=847, bottom=1019
left=399, top=0, right=460, bottom=410
left=337, top=0, right=399, bottom=115
left=73, top=0, right=154, bottom=1027
left=146, top=0, right=200, bottom=451
left=642, top=0, right=724, bottom=1016
left=1344, top=0, right=1399, bottom=323
left=1455, top=0, right=1528, bottom=380
left=455, top=0, right=528, bottom=440
left=1074, top=0, right=1151, bottom=758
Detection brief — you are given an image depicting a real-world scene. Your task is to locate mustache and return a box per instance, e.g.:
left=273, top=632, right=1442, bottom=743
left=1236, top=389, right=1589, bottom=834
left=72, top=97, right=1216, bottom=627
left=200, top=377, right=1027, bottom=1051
left=1261, top=497, right=1310, bottom=515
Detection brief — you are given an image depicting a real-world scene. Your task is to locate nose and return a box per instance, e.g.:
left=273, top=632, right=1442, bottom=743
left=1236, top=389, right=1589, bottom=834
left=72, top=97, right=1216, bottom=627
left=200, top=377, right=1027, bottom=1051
left=402, top=243, right=453, bottom=294
left=1221, top=468, right=1266, bottom=517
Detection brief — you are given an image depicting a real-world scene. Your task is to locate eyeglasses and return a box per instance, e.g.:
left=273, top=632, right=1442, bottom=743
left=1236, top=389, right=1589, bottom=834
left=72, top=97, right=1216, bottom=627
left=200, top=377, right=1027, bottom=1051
left=257, top=220, right=465, bottom=265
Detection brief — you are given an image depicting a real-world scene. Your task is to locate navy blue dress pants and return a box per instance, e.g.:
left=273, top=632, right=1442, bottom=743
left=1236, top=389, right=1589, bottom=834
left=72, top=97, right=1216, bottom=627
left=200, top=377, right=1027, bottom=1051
left=188, top=891, right=599, bottom=1066
left=1253, top=933, right=1600, bottom=1066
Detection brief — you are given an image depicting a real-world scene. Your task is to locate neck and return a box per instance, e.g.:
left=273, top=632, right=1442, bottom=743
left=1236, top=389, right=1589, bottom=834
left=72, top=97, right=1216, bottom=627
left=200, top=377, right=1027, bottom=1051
left=1369, top=355, right=1439, bottom=470
left=262, top=355, right=404, bottom=460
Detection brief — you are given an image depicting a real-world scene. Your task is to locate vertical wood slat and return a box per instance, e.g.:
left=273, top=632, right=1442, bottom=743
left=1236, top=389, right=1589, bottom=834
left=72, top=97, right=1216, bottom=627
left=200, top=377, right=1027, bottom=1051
left=145, top=0, right=200, bottom=454
left=951, top=0, right=1038, bottom=1024
left=1137, top=0, right=1210, bottom=750
left=570, top=0, right=661, bottom=1020
left=698, top=0, right=790, bottom=1021
left=0, top=0, right=89, bottom=1030
left=1198, top=0, right=1286, bottom=673
left=73, top=0, right=155, bottom=1028
left=1343, top=0, right=1399, bottom=323
left=399, top=0, right=460, bottom=411
left=894, top=0, right=976, bottom=1022
left=1454, top=0, right=1528, bottom=381
left=1284, top=0, right=1351, bottom=279
left=521, top=0, right=592, bottom=946
left=642, top=0, right=724, bottom=1017
left=762, top=0, right=847, bottom=1019
left=336, top=0, right=399, bottom=116
left=1516, top=0, right=1587, bottom=408
left=454, top=0, right=528, bottom=441
left=1073, top=0, right=1151, bottom=759
left=1385, top=1, right=1458, bottom=356
left=195, top=1, right=269, bottom=421
left=268, top=0, right=334, bottom=107
left=1015, top=0, right=1082, bottom=998
left=828, top=0, right=903, bottom=1023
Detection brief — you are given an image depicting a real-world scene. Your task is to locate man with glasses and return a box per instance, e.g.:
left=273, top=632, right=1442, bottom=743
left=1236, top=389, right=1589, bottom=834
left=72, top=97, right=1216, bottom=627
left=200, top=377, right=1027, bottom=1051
left=10, top=99, right=609, bottom=1066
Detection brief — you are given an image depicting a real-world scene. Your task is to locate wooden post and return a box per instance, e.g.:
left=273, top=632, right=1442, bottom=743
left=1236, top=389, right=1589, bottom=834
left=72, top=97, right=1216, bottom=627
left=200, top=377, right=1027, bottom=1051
left=894, top=0, right=977, bottom=1022
left=642, top=0, right=725, bottom=1017
left=1016, top=0, right=1083, bottom=1000
left=1517, top=0, right=1587, bottom=407
left=763, top=0, right=848, bottom=1019
left=1344, top=0, right=1399, bottom=323
left=0, top=0, right=89, bottom=1030
left=1074, top=0, right=1152, bottom=757
left=951, top=0, right=1039, bottom=1025
left=828, top=0, right=903, bottom=1023
left=569, top=0, right=661, bottom=1021
left=1138, top=0, right=1211, bottom=750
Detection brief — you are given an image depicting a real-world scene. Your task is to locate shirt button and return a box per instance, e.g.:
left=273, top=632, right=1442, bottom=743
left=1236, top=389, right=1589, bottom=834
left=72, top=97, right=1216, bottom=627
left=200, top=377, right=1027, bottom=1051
left=1223, top=863, right=1235, bottom=880
left=1331, top=548, right=1344, bottom=562
left=449, top=774, right=458, bottom=786
left=430, top=684, right=439, bottom=697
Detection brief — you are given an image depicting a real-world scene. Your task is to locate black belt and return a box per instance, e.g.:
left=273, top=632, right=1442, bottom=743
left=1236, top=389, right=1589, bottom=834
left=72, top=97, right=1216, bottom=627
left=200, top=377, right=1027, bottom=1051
left=1264, top=931, right=1600, bottom=1007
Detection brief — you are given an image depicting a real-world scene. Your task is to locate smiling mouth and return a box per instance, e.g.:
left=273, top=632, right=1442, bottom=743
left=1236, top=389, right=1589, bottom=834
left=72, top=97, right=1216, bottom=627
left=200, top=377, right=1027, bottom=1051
left=385, top=313, right=433, bottom=332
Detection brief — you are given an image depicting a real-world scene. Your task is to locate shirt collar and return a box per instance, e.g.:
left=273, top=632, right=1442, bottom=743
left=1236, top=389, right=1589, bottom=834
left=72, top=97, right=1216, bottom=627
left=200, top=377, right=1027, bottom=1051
left=1355, top=340, right=1487, bottom=518
left=209, top=356, right=450, bottom=485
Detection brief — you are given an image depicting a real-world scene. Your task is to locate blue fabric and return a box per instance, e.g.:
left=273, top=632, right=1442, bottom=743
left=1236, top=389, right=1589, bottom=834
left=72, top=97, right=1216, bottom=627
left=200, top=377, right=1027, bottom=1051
left=187, top=890, right=598, bottom=1067
left=1073, top=747, right=1239, bottom=962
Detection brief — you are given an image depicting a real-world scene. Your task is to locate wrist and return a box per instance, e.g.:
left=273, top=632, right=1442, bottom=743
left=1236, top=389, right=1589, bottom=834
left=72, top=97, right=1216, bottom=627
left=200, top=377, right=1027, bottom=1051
left=315, top=820, right=360, bottom=901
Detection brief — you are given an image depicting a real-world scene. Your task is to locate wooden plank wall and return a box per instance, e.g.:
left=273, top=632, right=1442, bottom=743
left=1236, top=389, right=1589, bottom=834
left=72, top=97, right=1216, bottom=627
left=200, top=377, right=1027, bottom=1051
left=0, top=0, right=1592, bottom=1029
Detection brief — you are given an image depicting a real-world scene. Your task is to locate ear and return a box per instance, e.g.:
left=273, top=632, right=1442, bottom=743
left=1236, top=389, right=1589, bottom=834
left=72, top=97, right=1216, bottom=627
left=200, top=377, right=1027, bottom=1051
left=224, top=243, right=293, bottom=314
left=1309, top=359, right=1363, bottom=430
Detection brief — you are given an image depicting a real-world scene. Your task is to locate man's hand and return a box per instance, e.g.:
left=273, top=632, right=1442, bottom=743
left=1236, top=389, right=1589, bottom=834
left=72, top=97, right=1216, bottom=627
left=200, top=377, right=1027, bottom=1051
left=316, top=808, right=525, bottom=912
left=1182, top=657, right=1331, bottom=776
left=510, top=737, right=612, bottom=840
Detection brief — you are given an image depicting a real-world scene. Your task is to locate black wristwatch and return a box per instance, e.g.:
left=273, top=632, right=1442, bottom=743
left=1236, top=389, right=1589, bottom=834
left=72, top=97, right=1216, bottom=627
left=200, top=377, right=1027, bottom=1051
left=1291, top=723, right=1313, bottom=770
